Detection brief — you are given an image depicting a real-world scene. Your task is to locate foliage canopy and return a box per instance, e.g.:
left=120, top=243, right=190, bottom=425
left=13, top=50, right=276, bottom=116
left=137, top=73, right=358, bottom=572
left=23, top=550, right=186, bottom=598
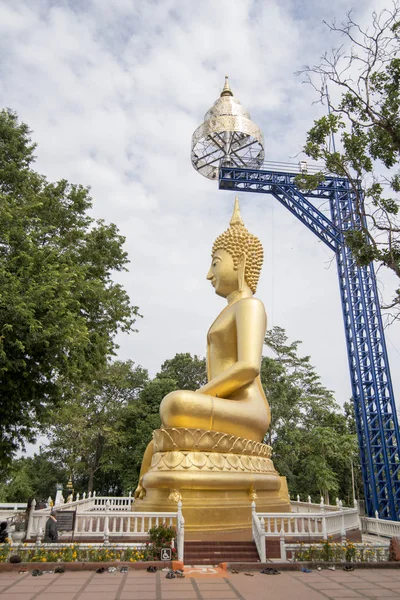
left=0, top=109, right=139, bottom=464
left=296, top=4, right=400, bottom=321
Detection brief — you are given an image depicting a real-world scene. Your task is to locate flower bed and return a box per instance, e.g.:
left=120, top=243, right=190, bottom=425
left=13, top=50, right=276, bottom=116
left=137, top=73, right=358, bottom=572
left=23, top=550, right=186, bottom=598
left=290, top=540, right=389, bottom=563
left=0, top=542, right=148, bottom=563
left=0, top=523, right=178, bottom=564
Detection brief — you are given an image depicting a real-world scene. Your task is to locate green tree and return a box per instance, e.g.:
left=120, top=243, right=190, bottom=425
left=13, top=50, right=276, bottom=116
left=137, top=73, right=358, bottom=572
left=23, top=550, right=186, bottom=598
left=114, top=377, right=177, bottom=492
left=261, top=326, right=358, bottom=503
left=296, top=4, right=400, bottom=321
left=0, top=453, right=67, bottom=503
left=0, top=109, right=140, bottom=465
left=45, top=361, right=148, bottom=494
left=156, top=352, right=207, bottom=389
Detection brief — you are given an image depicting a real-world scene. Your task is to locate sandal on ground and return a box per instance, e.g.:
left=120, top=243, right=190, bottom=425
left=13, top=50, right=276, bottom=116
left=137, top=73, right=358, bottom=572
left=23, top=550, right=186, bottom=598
left=96, top=567, right=105, bottom=574
left=120, top=567, right=129, bottom=573
left=147, top=566, right=157, bottom=573
left=328, top=566, right=336, bottom=571
left=343, top=565, right=354, bottom=572
left=32, top=570, right=43, bottom=577
left=108, top=567, right=116, bottom=573
left=231, top=569, right=239, bottom=574
left=261, top=568, right=280, bottom=575
left=244, top=572, right=254, bottom=576
left=55, top=567, right=65, bottom=574
left=301, top=567, right=312, bottom=573
left=166, top=571, right=176, bottom=579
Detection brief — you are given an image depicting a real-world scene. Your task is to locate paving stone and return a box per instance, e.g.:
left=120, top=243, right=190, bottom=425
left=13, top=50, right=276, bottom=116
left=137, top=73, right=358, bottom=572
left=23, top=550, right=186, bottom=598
left=351, top=589, right=400, bottom=597
left=78, top=593, right=120, bottom=600
left=119, top=593, right=158, bottom=600
left=161, top=592, right=198, bottom=599
left=0, top=595, right=36, bottom=600
left=327, top=594, right=368, bottom=599
left=310, top=583, right=347, bottom=589
left=200, top=592, right=237, bottom=599
left=370, top=597, right=400, bottom=600
left=33, top=595, right=76, bottom=600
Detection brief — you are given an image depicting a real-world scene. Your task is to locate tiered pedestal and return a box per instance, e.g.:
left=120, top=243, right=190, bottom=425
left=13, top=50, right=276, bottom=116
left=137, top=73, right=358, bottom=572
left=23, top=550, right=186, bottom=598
left=133, top=428, right=290, bottom=532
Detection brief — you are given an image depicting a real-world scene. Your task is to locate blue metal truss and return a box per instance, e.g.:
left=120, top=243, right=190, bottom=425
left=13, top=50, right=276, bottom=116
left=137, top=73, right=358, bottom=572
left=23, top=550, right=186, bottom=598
left=219, top=165, right=400, bottom=521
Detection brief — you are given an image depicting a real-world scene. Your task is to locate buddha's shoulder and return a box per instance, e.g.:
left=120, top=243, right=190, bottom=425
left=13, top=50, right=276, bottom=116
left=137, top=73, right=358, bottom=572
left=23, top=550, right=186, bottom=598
left=235, top=297, right=266, bottom=314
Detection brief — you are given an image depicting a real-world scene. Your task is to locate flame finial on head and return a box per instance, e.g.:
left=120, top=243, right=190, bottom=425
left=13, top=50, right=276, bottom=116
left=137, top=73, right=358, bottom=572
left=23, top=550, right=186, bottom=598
left=211, top=197, right=264, bottom=293
left=230, top=196, right=245, bottom=227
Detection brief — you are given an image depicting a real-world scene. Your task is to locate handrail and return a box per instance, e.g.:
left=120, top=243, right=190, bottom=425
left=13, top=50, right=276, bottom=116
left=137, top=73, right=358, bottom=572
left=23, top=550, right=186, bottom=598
left=251, top=502, right=266, bottom=563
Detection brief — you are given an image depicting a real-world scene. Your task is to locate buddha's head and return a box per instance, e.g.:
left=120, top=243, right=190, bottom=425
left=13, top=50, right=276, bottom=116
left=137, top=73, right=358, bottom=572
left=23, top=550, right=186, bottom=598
left=207, top=197, right=263, bottom=298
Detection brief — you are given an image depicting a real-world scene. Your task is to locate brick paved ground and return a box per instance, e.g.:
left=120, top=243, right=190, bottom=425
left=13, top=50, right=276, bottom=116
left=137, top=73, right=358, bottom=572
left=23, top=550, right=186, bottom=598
left=0, top=567, right=399, bottom=600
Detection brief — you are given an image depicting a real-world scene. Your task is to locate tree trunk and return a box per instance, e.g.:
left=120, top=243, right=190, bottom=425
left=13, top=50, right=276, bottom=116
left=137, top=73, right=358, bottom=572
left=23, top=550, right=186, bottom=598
left=88, top=468, right=94, bottom=494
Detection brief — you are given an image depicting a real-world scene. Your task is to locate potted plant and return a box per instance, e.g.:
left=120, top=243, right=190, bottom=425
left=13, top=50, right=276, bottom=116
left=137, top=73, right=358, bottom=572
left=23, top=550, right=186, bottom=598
left=10, top=512, right=27, bottom=542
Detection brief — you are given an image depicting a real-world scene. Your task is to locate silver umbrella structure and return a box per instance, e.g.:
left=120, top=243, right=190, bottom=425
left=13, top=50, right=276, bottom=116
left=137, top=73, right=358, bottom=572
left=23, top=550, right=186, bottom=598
left=191, top=77, right=264, bottom=180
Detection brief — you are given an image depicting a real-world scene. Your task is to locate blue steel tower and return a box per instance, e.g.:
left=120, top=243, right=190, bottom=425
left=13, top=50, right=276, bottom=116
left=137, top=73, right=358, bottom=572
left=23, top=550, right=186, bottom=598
left=191, top=78, right=400, bottom=521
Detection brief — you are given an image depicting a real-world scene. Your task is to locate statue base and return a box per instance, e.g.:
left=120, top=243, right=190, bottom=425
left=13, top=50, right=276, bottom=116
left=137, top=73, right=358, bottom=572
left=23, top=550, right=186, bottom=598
left=134, top=479, right=290, bottom=532
left=133, top=428, right=291, bottom=532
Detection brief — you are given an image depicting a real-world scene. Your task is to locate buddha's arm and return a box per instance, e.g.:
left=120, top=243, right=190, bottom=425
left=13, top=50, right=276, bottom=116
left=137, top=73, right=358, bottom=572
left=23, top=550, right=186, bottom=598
left=197, top=298, right=266, bottom=398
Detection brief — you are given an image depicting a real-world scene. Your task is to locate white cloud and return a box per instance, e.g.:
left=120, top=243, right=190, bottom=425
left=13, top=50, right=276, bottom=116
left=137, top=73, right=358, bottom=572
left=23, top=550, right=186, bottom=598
left=1, top=0, right=399, bottom=423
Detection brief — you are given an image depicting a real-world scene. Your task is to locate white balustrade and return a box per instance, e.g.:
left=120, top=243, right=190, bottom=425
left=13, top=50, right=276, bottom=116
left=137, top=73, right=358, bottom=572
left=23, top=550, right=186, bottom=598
left=177, top=501, right=184, bottom=562
left=290, top=501, right=341, bottom=514
left=252, top=501, right=361, bottom=562
left=361, top=515, right=400, bottom=538
left=30, top=495, right=134, bottom=515
left=25, top=493, right=183, bottom=559
left=251, top=501, right=266, bottom=563
left=284, top=542, right=390, bottom=563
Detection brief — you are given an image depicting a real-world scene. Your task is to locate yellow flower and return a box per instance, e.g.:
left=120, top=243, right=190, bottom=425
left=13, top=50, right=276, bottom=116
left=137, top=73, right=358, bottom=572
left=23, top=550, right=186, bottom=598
left=41, top=558, right=47, bottom=562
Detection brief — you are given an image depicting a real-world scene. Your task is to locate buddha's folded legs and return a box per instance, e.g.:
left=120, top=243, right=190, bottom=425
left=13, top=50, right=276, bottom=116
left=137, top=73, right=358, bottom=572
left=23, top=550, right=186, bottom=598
left=134, top=440, right=154, bottom=499
left=160, top=389, right=269, bottom=442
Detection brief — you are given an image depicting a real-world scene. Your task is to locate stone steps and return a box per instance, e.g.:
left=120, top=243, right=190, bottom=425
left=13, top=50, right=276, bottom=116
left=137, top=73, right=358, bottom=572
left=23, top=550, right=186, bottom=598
left=184, top=541, right=259, bottom=565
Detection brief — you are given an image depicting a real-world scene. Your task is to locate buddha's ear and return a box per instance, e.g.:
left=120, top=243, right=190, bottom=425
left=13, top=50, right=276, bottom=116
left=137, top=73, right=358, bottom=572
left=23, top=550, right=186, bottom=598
left=237, top=253, right=246, bottom=292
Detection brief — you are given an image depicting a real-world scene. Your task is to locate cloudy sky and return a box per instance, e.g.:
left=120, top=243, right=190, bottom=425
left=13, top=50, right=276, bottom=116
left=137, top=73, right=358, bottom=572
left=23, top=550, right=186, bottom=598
left=1, top=0, right=399, bottom=415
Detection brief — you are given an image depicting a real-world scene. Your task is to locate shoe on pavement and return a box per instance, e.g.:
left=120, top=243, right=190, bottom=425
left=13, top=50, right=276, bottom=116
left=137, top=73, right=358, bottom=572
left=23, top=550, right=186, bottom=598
left=55, top=567, right=65, bottom=574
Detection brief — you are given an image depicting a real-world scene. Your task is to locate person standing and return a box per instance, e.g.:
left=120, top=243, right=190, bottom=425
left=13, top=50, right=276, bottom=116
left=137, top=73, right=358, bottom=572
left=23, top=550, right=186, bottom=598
left=44, top=509, right=58, bottom=543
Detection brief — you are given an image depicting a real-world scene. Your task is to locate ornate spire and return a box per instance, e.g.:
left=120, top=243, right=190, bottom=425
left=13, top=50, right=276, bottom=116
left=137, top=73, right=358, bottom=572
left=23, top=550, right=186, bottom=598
left=220, top=75, right=233, bottom=97
left=230, top=196, right=245, bottom=228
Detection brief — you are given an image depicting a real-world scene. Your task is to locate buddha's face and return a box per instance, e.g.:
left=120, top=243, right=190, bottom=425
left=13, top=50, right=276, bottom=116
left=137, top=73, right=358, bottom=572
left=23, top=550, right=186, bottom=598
left=207, top=249, right=238, bottom=298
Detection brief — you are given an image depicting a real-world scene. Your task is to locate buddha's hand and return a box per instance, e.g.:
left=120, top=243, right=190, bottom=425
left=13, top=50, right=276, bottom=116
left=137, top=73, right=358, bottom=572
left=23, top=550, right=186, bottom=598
left=134, top=478, right=146, bottom=500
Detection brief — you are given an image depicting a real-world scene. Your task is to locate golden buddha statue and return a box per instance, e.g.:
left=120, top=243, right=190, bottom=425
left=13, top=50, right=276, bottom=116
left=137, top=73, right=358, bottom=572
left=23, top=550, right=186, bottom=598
left=134, top=198, right=290, bottom=531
